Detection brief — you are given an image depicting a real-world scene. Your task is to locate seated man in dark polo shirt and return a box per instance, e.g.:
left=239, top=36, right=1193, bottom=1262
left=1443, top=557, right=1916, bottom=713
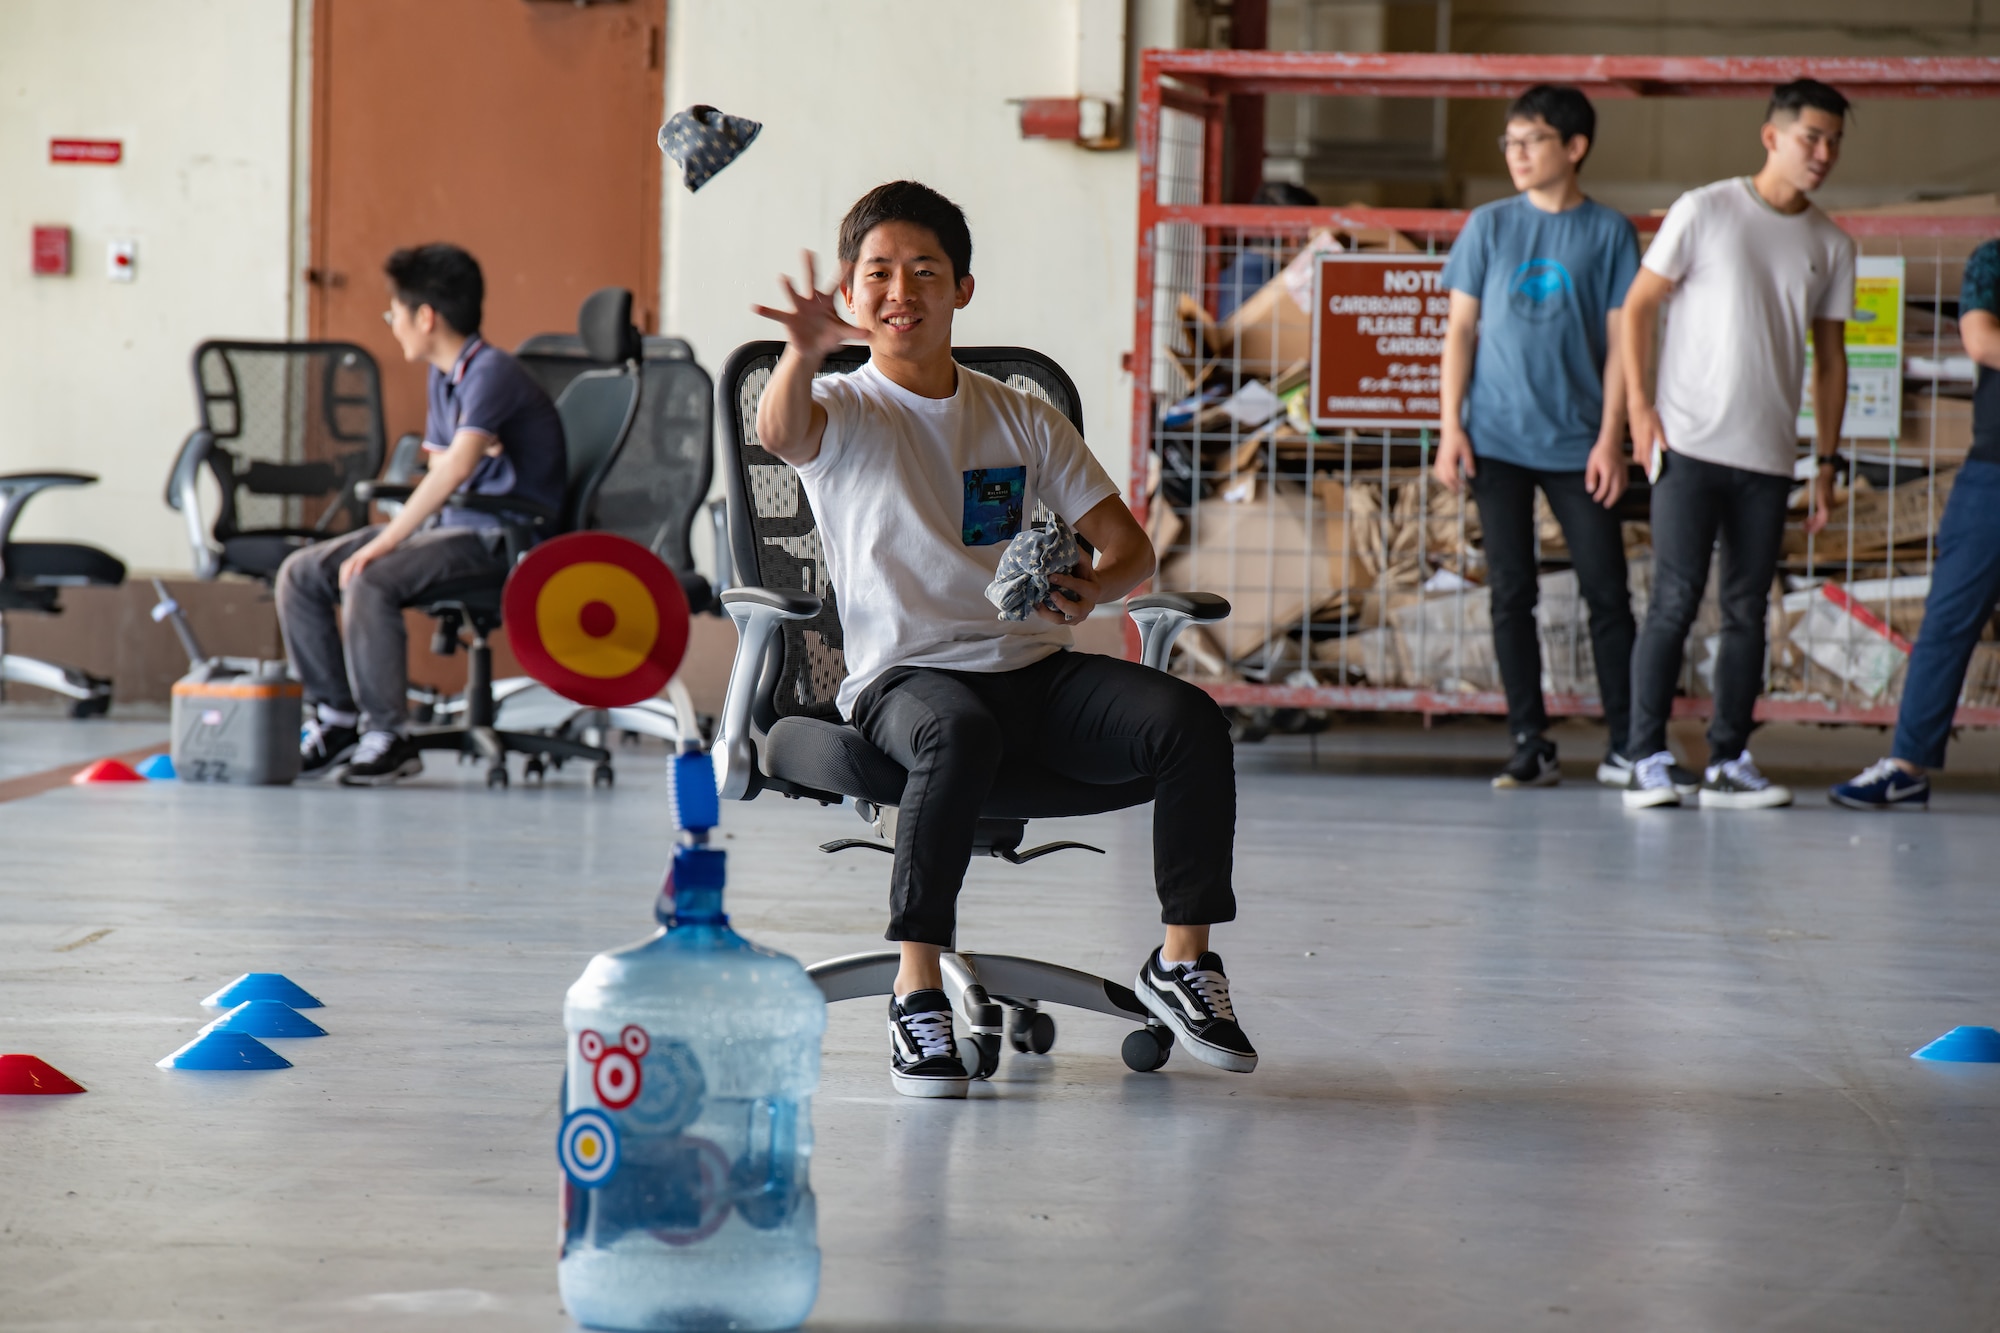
left=276, top=243, right=567, bottom=785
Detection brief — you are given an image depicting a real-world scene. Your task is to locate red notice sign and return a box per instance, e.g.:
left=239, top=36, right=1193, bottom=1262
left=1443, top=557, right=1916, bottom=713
left=50, top=139, right=122, bottom=165
left=1309, top=254, right=1450, bottom=430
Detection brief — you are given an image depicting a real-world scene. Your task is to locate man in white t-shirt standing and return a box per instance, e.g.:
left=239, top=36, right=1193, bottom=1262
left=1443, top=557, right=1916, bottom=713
left=752, top=181, right=1255, bottom=1098
left=1620, top=80, right=1856, bottom=810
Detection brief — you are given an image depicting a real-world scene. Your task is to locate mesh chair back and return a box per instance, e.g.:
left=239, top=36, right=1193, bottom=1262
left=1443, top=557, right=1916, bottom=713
left=191, top=341, right=385, bottom=537
left=582, top=349, right=715, bottom=571
left=518, top=333, right=695, bottom=406
left=718, top=341, right=1085, bottom=721
left=553, top=369, right=639, bottom=533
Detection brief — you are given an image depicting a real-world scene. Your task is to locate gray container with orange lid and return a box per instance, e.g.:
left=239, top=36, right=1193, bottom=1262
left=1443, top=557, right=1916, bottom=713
left=171, top=658, right=302, bottom=785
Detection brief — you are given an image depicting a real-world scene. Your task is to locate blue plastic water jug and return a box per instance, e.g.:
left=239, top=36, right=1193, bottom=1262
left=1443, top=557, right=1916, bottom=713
left=558, top=751, right=826, bottom=1331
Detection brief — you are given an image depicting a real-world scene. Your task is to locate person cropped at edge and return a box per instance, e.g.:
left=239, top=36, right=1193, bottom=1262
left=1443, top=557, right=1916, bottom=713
left=276, top=243, right=567, bottom=786
left=1619, top=79, right=1856, bottom=811
left=1433, top=83, right=1642, bottom=792
left=1831, top=238, right=2000, bottom=810
left=751, top=181, right=1255, bottom=1100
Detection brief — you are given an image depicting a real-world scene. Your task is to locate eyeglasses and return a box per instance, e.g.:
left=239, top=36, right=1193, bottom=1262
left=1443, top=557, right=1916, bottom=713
left=1498, top=131, right=1561, bottom=154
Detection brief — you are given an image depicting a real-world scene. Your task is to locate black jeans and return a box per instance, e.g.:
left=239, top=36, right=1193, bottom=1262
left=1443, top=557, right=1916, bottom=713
left=1628, top=450, right=1792, bottom=763
left=1468, top=456, right=1635, bottom=748
left=851, top=651, right=1237, bottom=947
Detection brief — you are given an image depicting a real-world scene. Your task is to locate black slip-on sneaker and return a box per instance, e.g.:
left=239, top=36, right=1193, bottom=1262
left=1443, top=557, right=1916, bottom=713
left=888, top=989, right=969, bottom=1099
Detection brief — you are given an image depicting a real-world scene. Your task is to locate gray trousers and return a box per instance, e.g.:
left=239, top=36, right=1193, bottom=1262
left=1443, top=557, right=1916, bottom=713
left=275, top=524, right=506, bottom=734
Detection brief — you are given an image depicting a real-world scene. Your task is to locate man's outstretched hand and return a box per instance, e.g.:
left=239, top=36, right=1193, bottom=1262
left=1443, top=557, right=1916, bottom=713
left=751, top=251, right=865, bottom=363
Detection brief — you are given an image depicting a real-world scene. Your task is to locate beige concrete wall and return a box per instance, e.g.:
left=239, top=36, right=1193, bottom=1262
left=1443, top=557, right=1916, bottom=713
left=660, top=0, right=1186, bottom=504
left=0, top=1, right=299, bottom=574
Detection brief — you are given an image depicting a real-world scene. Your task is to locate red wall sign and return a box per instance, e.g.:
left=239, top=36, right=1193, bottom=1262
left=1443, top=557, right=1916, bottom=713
left=49, top=139, right=123, bottom=165
left=1309, top=254, right=1450, bottom=430
left=33, top=226, right=71, bottom=276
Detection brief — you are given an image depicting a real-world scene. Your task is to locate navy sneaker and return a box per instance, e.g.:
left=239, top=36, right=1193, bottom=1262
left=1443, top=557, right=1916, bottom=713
left=1830, top=759, right=1930, bottom=811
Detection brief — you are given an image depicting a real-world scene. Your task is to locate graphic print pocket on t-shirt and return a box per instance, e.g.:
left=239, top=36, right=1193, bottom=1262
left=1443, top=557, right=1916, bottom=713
left=961, top=467, right=1026, bottom=546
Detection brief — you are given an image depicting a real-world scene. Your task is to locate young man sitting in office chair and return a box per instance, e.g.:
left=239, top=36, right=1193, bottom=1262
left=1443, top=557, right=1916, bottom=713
left=277, top=243, right=567, bottom=785
left=753, top=181, right=1256, bottom=1098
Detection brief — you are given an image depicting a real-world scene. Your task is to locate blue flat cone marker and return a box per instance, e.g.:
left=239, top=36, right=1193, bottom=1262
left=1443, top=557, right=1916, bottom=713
left=200, top=972, right=322, bottom=1010
left=199, top=1000, right=326, bottom=1039
left=1913, top=1025, right=2000, bottom=1063
left=157, top=1030, right=291, bottom=1071
left=136, top=753, right=176, bottom=780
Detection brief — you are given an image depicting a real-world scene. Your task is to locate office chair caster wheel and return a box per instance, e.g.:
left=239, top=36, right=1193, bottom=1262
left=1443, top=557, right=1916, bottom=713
left=1121, top=1025, right=1172, bottom=1073
left=486, top=763, right=509, bottom=789
left=957, top=1034, right=999, bottom=1081
left=1008, top=1008, right=1056, bottom=1055
left=523, top=757, right=547, bottom=784
left=70, top=694, right=111, bottom=719
left=592, top=763, right=615, bottom=789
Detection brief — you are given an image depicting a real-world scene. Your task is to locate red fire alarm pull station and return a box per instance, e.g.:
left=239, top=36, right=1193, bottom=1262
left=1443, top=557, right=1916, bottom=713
left=33, top=226, right=71, bottom=276
left=49, top=139, right=122, bottom=165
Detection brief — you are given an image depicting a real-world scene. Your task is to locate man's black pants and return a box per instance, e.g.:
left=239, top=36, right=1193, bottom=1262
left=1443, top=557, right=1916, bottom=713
left=1468, top=456, right=1635, bottom=748
left=851, top=651, right=1237, bottom=948
left=1628, top=450, right=1792, bottom=764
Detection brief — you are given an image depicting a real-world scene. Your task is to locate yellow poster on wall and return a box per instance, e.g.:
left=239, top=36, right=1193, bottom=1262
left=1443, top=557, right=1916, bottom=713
left=1798, top=255, right=1904, bottom=440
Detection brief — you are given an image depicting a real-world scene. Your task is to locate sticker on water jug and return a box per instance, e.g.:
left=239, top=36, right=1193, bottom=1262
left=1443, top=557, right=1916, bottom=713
left=620, top=1035, right=707, bottom=1136
left=558, top=1108, right=621, bottom=1187
left=578, top=1026, right=646, bottom=1110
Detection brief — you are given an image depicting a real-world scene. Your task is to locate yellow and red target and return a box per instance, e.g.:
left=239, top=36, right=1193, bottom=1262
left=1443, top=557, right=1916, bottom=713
left=504, top=532, right=690, bottom=708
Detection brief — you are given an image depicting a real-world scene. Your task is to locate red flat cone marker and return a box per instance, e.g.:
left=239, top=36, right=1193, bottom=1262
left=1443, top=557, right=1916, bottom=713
left=0, top=1054, right=86, bottom=1094
left=71, top=759, right=145, bottom=785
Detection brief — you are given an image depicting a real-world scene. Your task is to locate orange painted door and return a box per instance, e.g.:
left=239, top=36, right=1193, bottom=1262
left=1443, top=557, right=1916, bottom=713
left=308, top=0, right=665, bottom=444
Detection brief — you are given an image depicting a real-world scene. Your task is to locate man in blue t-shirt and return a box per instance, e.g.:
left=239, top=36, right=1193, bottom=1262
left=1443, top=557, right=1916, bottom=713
left=1832, top=237, right=2000, bottom=809
left=1434, top=84, right=1641, bottom=790
left=275, top=243, right=567, bottom=785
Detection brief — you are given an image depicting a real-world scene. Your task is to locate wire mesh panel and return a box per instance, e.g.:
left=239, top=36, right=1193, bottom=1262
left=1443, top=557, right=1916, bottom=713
left=1130, top=51, right=2000, bottom=729
left=587, top=352, right=714, bottom=572
left=192, top=341, right=384, bottom=536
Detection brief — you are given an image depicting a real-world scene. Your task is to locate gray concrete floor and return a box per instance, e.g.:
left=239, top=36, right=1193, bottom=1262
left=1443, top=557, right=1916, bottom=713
left=3, top=708, right=1998, bottom=1331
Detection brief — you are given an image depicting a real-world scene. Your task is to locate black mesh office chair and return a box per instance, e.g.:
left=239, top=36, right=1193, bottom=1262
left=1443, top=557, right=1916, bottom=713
left=714, top=341, right=1231, bottom=1079
left=0, top=472, right=124, bottom=714
left=167, top=342, right=386, bottom=581
left=359, top=290, right=646, bottom=789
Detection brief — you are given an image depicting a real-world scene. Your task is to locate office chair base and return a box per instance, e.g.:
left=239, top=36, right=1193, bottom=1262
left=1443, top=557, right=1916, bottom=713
left=806, top=948, right=1170, bottom=1082
left=2, top=654, right=112, bottom=716
left=408, top=724, right=612, bottom=790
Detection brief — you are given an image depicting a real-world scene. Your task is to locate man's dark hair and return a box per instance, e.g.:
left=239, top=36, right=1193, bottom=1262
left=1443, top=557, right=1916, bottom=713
left=384, top=243, right=484, bottom=336
left=1506, top=84, right=1596, bottom=165
left=1768, top=78, right=1850, bottom=123
left=838, top=181, right=973, bottom=282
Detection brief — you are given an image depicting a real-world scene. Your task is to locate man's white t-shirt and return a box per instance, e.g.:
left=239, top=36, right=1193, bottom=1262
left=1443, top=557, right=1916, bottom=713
left=1643, top=177, right=1856, bottom=477
left=794, top=361, right=1119, bottom=718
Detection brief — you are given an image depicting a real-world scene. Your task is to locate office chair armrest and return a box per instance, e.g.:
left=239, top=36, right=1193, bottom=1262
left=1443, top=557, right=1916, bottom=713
left=1126, top=591, right=1232, bottom=673
left=0, top=471, right=98, bottom=548
left=716, top=588, right=822, bottom=801
left=164, top=430, right=224, bottom=580
left=352, top=480, right=413, bottom=506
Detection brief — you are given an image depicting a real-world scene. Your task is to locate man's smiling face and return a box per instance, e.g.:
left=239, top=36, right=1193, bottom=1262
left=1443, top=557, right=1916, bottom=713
left=841, top=220, right=974, bottom=361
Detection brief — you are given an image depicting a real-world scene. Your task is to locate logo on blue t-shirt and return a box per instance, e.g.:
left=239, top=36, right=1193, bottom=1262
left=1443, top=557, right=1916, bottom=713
left=1508, top=258, right=1574, bottom=322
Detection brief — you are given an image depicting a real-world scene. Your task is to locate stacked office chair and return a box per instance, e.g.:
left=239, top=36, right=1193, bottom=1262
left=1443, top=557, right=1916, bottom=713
left=714, top=341, right=1231, bottom=1080
left=166, top=341, right=386, bottom=582
left=361, top=288, right=654, bottom=788
left=0, top=472, right=124, bottom=715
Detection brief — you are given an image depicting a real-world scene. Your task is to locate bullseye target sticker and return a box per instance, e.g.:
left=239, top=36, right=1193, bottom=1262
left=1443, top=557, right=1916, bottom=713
left=503, top=532, right=690, bottom=708
left=578, top=1029, right=605, bottom=1062
left=621, top=1024, right=650, bottom=1058
left=558, top=1108, right=621, bottom=1187
left=594, top=1049, right=642, bottom=1109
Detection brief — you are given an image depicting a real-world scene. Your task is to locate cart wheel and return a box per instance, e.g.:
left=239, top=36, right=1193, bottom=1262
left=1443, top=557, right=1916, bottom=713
left=592, top=763, right=615, bottom=789
left=523, top=757, right=547, bottom=784
left=486, top=764, right=509, bottom=789
left=1121, top=1025, right=1172, bottom=1073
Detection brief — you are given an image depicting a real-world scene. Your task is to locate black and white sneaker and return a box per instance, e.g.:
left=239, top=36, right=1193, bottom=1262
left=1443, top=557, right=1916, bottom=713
left=299, top=716, right=359, bottom=779
left=1699, top=751, right=1792, bottom=809
left=1595, top=747, right=1633, bottom=788
left=1622, top=750, right=1682, bottom=808
left=1493, top=734, right=1560, bottom=789
left=338, top=730, right=423, bottom=786
left=1134, top=948, right=1258, bottom=1073
left=888, top=989, right=968, bottom=1099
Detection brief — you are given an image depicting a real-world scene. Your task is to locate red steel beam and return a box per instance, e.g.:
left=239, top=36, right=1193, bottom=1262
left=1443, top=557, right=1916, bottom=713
left=1153, top=203, right=2000, bottom=240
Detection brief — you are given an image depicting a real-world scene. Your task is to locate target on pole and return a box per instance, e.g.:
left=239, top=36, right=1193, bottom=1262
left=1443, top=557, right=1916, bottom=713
left=504, top=532, right=691, bottom=708
left=558, top=1108, right=621, bottom=1187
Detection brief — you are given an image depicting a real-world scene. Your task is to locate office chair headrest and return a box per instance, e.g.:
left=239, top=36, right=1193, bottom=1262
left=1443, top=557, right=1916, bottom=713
left=578, top=288, right=641, bottom=364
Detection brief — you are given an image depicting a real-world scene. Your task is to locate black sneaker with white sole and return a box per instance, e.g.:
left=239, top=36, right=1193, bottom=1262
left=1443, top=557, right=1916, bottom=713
left=1699, top=751, right=1793, bottom=809
left=1134, top=948, right=1257, bottom=1073
left=1595, top=748, right=1633, bottom=788
left=299, top=717, right=359, bottom=779
left=338, top=730, right=424, bottom=786
left=1622, top=749, right=1682, bottom=808
left=1493, top=734, right=1560, bottom=789
left=888, top=989, right=969, bottom=1098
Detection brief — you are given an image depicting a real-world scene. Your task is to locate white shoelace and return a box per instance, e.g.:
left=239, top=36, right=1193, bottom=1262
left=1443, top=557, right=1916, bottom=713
left=1180, top=968, right=1237, bottom=1023
left=899, top=1008, right=956, bottom=1061
left=300, top=717, right=331, bottom=751
left=1853, top=758, right=1904, bottom=786
left=1634, top=751, right=1675, bottom=789
left=1713, top=752, right=1769, bottom=789
left=350, top=730, right=399, bottom=765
